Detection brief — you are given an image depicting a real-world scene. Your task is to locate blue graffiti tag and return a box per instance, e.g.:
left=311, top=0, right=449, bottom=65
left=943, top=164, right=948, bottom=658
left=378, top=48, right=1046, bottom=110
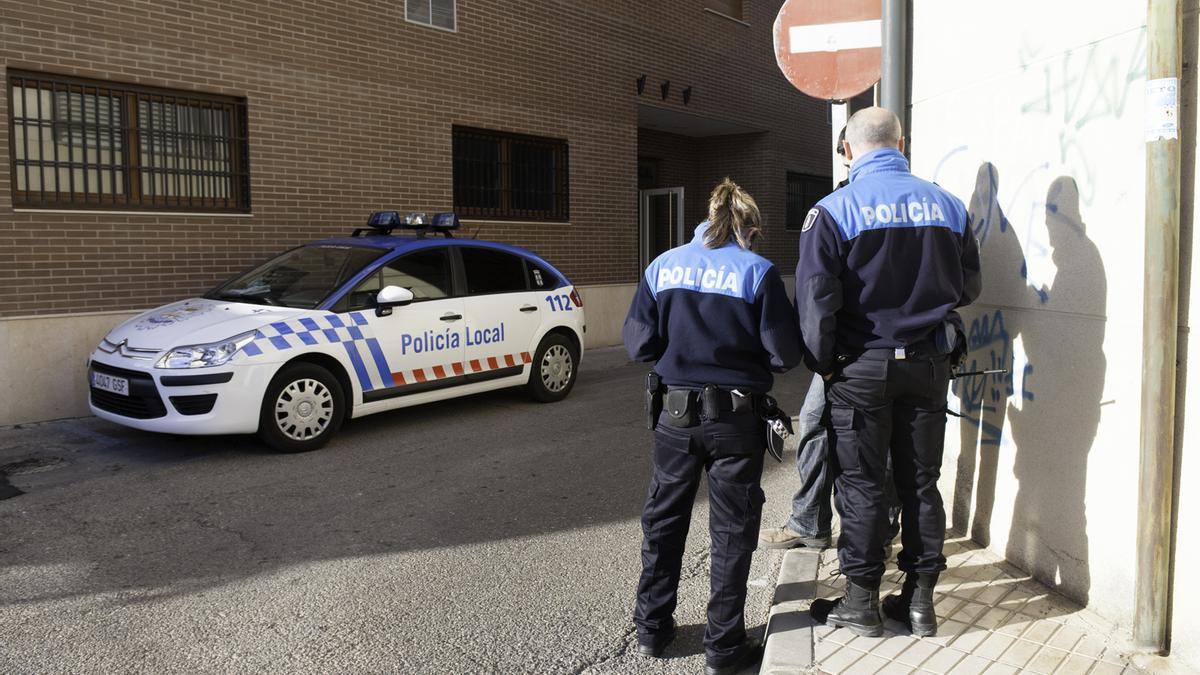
left=954, top=310, right=1035, bottom=446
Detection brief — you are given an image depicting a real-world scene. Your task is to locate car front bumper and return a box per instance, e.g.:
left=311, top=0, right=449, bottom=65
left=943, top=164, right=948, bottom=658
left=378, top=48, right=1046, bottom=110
left=87, top=352, right=276, bottom=436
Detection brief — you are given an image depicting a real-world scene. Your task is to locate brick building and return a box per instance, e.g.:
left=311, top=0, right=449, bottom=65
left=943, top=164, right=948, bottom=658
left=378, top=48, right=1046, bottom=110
left=0, top=0, right=832, bottom=424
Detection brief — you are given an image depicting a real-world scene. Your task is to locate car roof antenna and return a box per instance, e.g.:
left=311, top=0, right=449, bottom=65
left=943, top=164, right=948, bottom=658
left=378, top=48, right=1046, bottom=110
left=470, top=225, right=483, bottom=240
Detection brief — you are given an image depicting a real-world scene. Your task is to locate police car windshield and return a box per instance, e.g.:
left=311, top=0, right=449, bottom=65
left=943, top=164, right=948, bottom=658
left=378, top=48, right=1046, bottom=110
left=207, top=245, right=386, bottom=309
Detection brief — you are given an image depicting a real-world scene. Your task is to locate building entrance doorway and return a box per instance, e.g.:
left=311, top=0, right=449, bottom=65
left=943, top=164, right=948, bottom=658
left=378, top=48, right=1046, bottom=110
left=639, top=187, right=685, bottom=271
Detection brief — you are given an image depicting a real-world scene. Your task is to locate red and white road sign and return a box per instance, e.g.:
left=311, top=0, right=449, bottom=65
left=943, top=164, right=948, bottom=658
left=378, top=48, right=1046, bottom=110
left=773, top=0, right=882, bottom=102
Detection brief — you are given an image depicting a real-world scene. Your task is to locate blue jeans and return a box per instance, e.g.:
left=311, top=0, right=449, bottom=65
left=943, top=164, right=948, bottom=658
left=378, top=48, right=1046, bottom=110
left=786, top=376, right=900, bottom=539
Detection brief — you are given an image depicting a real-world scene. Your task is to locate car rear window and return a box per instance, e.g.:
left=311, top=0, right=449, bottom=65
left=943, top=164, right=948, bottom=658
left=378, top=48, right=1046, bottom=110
left=461, top=247, right=529, bottom=295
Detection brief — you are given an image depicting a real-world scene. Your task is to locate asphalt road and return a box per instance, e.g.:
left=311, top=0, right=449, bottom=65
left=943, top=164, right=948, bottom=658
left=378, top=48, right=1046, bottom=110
left=0, top=347, right=813, bottom=674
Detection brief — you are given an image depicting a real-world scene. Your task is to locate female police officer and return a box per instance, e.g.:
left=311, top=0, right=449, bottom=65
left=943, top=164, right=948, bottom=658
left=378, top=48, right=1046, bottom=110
left=623, top=178, right=801, bottom=675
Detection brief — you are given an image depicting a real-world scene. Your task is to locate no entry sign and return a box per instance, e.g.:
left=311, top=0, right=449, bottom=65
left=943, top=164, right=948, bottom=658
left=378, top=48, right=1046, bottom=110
left=773, top=0, right=882, bottom=101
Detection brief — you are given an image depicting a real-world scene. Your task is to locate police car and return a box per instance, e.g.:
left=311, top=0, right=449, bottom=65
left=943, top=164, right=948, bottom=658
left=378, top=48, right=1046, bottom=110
left=87, top=212, right=585, bottom=452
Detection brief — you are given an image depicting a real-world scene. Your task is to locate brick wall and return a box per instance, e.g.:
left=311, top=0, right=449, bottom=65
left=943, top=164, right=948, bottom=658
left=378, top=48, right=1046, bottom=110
left=0, top=0, right=829, bottom=317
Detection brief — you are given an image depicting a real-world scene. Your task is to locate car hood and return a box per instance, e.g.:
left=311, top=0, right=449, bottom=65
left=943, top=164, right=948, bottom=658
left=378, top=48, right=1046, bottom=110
left=104, top=298, right=311, bottom=351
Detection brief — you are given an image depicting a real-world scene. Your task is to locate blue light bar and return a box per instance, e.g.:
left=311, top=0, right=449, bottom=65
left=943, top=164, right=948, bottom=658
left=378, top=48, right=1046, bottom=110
left=432, top=212, right=461, bottom=230
left=367, top=211, right=403, bottom=228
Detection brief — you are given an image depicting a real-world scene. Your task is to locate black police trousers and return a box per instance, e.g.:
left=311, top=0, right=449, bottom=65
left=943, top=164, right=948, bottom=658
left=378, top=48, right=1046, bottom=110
left=634, top=409, right=766, bottom=663
left=827, top=353, right=951, bottom=586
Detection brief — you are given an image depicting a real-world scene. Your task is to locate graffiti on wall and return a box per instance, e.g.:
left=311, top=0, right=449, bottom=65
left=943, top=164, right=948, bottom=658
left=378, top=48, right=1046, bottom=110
left=953, top=310, right=1035, bottom=447
left=1019, top=30, right=1146, bottom=207
left=932, top=29, right=1143, bottom=310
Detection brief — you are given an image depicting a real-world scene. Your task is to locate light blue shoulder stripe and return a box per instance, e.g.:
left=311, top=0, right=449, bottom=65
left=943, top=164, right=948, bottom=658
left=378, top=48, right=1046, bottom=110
left=817, top=174, right=968, bottom=241
left=645, top=241, right=771, bottom=302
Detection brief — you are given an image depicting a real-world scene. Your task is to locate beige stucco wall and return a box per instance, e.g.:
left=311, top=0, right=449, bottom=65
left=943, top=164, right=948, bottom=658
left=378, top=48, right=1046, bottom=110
left=911, top=0, right=1147, bottom=645
left=576, top=283, right=637, bottom=350
left=0, top=310, right=139, bottom=426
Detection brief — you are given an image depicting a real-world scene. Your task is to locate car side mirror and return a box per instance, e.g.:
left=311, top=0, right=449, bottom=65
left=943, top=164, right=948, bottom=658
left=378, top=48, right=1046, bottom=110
left=375, top=285, right=414, bottom=316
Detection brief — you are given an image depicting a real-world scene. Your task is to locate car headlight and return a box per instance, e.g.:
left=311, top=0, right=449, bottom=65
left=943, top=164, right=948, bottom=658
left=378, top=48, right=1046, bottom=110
left=156, top=331, right=258, bottom=369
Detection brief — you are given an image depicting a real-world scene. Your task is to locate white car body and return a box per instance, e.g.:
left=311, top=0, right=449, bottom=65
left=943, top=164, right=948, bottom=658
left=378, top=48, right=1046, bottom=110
left=87, top=238, right=585, bottom=439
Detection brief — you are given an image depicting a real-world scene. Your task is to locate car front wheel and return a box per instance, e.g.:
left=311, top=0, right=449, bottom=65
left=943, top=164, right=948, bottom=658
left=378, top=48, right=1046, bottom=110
left=526, top=333, right=579, bottom=403
left=257, top=362, right=345, bottom=452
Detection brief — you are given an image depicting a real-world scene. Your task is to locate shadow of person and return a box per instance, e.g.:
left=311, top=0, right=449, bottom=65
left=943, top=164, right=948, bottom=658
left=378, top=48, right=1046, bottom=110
left=1004, top=176, right=1103, bottom=605
left=659, top=623, right=708, bottom=659
left=954, top=162, right=1040, bottom=547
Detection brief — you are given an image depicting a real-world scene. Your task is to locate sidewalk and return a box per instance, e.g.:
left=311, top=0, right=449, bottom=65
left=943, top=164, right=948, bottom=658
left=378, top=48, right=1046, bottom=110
left=762, top=536, right=1141, bottom=674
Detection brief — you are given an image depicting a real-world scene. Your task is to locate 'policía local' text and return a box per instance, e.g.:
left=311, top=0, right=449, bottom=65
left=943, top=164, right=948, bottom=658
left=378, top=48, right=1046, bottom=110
left=400, top=323, right=506, bottom=354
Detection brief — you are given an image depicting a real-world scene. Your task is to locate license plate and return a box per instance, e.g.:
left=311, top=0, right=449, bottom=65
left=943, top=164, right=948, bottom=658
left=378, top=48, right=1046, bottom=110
left=91, top=371, right=130, bottom=396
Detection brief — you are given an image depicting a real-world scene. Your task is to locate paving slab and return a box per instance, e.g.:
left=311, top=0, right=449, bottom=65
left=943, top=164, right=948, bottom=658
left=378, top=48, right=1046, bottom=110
left=760, top=533, right=1145, bottom=675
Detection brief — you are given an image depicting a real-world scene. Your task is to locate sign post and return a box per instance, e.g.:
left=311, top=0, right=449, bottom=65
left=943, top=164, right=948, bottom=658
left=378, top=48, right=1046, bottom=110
left=831, top=102, right=848, bottom=187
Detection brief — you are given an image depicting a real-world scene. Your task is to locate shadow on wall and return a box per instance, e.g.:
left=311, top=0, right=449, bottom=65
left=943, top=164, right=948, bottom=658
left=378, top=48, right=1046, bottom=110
left=952, top=165, right=1106, bottom=606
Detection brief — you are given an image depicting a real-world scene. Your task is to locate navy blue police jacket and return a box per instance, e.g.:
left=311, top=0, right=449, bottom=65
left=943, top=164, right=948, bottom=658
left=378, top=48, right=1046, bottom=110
left=623, top=224, right=802, bottom=393
left=796, top=148, right=982, bottom=375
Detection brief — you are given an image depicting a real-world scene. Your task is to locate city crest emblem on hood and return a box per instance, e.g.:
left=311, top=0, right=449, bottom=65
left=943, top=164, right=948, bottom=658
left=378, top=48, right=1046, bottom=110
left=135, top=301, right=218, bottom=331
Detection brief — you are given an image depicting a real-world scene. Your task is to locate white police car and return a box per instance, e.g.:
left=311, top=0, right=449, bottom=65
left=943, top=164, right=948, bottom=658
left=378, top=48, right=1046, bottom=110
left=87, top=212, right=585, bottom=452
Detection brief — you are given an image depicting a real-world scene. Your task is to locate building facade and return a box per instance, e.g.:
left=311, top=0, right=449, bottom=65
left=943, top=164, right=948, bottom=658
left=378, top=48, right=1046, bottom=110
left=0, top=0, right=833, bottom=425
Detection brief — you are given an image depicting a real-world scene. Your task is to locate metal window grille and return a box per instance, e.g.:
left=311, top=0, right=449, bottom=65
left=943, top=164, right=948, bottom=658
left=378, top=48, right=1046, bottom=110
left=405, top=0, right=455, bottom=30
left=786, top=172, right=833, bottom=230
left=453, top=127, right=569, bottom=222
left=7, top=71, right=250, bottom=212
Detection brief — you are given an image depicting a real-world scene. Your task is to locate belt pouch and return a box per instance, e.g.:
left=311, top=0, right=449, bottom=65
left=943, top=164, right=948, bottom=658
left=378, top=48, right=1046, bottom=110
left=701, top=384, right=721, bottom=422
left=731, top=391, right=756, bottom=414
left=645, top=372, right=664, bottom=430
left=645, top=389, right=663, bottom=430
left=664, top=389, right=699, bottom=428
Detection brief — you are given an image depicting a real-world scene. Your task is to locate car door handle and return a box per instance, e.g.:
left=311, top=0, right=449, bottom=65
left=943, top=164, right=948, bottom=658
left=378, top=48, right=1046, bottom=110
left=519, top=305, right=538, bottom=313
left=440, top=313, right=462, bottom=322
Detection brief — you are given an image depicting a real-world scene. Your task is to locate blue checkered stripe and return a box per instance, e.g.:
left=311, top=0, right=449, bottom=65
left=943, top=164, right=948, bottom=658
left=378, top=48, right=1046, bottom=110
left=242, top=312, right=371, bottom=356
left=240, top=312, right=396, bottom=394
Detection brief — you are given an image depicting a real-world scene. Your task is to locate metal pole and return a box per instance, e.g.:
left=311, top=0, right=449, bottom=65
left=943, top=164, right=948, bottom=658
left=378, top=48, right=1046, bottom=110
left=1136, top=0, right=1182, bottom=654
left=880, top=0, right=907, bottom=121
left=831, top=101, right=848, bottom=187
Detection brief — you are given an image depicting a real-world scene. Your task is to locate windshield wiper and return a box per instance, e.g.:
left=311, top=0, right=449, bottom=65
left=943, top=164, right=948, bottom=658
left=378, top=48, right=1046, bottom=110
left=216, top=290, right=282, bottom=306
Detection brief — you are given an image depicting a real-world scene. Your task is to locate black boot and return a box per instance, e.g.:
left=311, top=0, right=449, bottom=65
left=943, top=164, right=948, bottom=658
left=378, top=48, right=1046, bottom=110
left=810, top=578, right=883, bottom=637
left=882, top=573, right=938, bottom=636
left=635, top=617, right=676, bottom=658
left=703, top=637, right=763, bottom=675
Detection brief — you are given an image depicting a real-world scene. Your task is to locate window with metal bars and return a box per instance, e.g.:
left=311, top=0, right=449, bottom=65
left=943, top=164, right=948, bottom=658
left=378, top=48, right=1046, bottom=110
left=7, top=71, right=250, bottom=212
left=452, top=127, right=569, bottom=222
left=786, top=172, right=833, bottom=231
left=406, top=0, right=455, bottom=31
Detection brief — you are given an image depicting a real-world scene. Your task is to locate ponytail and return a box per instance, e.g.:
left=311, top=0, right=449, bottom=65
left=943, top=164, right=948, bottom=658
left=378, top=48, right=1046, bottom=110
left=704, top=178, right=762, bottom=250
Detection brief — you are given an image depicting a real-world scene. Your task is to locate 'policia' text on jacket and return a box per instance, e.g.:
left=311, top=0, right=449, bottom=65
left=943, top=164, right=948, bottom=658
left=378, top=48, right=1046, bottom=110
left=623, top=224, right=802, bottom=393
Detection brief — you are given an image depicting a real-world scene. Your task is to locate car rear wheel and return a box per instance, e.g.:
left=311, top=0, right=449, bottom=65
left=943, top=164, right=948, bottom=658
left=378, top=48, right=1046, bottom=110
left=526, top=333, right=578, bottom=403
left=257, top=362, right=345, bottom=453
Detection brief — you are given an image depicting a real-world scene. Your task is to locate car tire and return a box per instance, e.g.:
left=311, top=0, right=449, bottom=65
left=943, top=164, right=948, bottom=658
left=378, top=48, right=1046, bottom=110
left=257, top=362, right=345, bottom=453
left=526, top=332, right=579, bottom=403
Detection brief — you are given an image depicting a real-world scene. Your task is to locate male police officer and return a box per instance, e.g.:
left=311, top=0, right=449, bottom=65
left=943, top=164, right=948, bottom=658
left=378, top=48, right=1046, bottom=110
left=760, top=127, right=901, bottom=552
left=625, top=179, right=801, bottom=674
left=797, top=108, right=981, bottom=637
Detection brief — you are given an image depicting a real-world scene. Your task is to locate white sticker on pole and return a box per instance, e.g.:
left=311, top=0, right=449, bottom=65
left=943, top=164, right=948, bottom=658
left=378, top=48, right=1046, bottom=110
left=789, top=19, right=882, bottom=54
left=1146, top=77, right=1179, bottom=142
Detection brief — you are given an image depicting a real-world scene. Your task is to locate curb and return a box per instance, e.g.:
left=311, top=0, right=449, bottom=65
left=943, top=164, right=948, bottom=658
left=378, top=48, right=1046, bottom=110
left=761, top=548, right=822, bottom=674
